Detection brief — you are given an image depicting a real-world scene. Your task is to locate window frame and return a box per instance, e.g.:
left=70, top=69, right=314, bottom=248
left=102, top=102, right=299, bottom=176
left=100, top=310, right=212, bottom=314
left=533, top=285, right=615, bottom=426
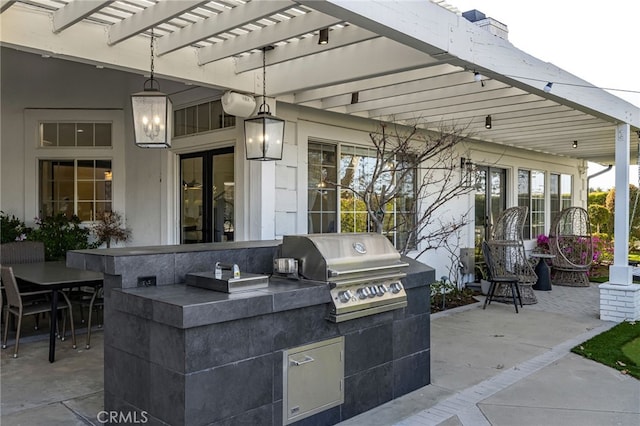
left=518, top=169, right=546, bottom=239
left=307, top=139, right=417, bottom=250
left=24, top=109, right=125, bottom=225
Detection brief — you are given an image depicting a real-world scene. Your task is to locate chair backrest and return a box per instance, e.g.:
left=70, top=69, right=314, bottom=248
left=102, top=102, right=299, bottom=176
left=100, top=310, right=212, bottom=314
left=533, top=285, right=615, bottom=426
left=1, top=266, right=23, bottom=310
left=0, top=241, right=45, bottom=264
left=492, top=206, right=528, bottom=241
left=549, top=207, right=593, bottom=268
left=488, top=206, right=537, bottom=284
left=483, top=240, right=520, bottom=280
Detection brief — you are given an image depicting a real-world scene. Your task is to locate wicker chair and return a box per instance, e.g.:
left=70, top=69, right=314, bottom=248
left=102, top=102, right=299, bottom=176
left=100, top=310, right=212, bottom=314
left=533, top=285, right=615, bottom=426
left=0, top=241, right=45, bottom=264
left=549, top=207, right=593, bottom=287
left=488, top=206, right=538, bottom=304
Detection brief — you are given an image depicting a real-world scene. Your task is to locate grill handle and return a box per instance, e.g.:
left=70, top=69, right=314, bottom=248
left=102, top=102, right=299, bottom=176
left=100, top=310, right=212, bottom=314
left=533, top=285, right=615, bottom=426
left=328, top=262, right=409, bottom=277
left=329, top=272, right=407, bottom=287
left=290, top=355, right=315, bottom=366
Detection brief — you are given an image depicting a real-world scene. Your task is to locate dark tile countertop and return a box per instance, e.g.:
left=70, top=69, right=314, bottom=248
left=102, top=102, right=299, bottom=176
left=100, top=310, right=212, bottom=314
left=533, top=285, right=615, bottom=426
left=111, top=276, right=331, bottom=329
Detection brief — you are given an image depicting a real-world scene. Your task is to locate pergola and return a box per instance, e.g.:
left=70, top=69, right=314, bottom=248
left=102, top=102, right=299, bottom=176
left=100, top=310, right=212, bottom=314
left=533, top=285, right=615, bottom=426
left=1, top=0, right=639, bottom=319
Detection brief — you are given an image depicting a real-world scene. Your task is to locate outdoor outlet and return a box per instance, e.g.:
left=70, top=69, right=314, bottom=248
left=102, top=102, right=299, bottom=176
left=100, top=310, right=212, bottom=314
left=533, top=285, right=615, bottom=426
left=137, top=276, right=157, bottom=287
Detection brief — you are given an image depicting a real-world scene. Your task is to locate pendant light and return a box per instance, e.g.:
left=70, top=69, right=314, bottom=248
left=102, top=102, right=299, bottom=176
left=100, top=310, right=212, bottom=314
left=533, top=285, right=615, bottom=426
left=243, top=47, right=285, bottom=161
left=131, top=29, right=172, bottom=148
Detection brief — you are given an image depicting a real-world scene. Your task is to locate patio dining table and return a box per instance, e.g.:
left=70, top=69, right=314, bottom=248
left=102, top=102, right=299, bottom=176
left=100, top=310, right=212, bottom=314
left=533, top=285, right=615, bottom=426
left=9, top=261, right=103, bottom=362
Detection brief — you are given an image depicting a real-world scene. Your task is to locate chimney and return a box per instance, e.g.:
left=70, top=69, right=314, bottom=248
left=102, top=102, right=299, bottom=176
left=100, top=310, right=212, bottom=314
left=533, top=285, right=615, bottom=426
left=462, top=9, right=509, bottom=40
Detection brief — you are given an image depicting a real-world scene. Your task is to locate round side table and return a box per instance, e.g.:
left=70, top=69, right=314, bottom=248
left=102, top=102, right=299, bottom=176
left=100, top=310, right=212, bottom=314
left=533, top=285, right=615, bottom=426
left=530, top=253, right=555, bottom=291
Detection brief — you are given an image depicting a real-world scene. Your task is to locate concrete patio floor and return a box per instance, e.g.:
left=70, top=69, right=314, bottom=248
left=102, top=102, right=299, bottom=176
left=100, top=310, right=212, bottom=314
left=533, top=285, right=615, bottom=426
left=1, top=283, right=639, bottom=425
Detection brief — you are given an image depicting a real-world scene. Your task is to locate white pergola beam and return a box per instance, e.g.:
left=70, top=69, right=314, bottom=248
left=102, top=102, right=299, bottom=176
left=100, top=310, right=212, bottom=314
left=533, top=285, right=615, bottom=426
left=198, top=11, right=342, bottom=65
left=53, top=0, right=113, bottom=33
left=266, top=38, right=441, bottom=95
left=0, top=6, right=254, bottom=93
left=0, top=0, right=16, bottom=14
left=234, top=25, right=378, bottom=73
left=342, top=75, right=509, bottom=113
left=301, top=0, right=639, bottom=127
left=157, top=0, right=295, bottom=56
left=294, top=64, right=461, bottom=104
left=367, top=87, right=528, bottom=118
left=321, top=65, right=466, bottom=109
left=108, top=0, right=208, bottom=45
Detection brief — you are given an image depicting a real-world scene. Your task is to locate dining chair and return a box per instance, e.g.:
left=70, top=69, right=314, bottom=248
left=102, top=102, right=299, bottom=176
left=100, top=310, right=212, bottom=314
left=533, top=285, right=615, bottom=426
left=1, top=266, right=77, bottom=358
left=73, top=285, right=103, bottom=349
left=481, top=241, right=523, bottom=313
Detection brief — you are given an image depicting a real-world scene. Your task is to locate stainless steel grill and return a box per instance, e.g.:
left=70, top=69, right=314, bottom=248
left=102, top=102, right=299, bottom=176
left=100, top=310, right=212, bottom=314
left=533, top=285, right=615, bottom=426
left=276, top=233, right=409, bottom=322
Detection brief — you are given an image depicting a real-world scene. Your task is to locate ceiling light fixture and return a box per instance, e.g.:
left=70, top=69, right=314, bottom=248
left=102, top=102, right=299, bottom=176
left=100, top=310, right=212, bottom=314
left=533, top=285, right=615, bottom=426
left=543, top=82, right=553, bottom=93
left=572, top=140, right=578, bottom=149
left=474, top=71, right=485, bottom=87
left=243, top=46, right=285, bottom=161
left=318, top=28, right=329, bottom=45
left=485, top=115, right=492, bottom=129
left=130, top=29, right=172, bottom=148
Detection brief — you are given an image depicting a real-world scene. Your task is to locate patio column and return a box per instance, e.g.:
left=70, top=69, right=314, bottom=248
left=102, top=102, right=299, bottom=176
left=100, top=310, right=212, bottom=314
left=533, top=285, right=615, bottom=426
left=600, top=122, right=640, bottom=321
left=247, top=96, right=277, bottom=241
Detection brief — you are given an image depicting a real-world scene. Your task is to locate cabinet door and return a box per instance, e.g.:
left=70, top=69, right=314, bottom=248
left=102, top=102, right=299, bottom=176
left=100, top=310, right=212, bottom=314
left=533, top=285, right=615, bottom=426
left=284, top=337, right=344, bottom=424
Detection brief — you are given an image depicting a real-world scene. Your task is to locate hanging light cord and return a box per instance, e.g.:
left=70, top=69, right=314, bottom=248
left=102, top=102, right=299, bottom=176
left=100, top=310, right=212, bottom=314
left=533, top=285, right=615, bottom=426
left=145, top=29, right=158, bottom=91
left=150, top=29, right=155, bottom=81
left=260, top=47, right=269, bottom=114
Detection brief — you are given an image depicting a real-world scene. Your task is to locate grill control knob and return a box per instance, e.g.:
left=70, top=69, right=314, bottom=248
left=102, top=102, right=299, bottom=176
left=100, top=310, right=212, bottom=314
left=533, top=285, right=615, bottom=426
left=338, top=290, right=353, bottom=303
left=378, top=284, right=388, bottom=294
left=390, top=282, right=404, bottom=294
left=367, top=286, right=377, bottom=298
left=357, top=287, right=370, bottom=299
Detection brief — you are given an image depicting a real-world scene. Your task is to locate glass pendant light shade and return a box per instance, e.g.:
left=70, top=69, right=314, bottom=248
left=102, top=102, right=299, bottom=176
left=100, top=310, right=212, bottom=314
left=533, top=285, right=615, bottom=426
left=243, top=46, right=285, bottom=161
left=244, top=110, right=285, bottom=160
left=131, top=85, right=172, bottom=148
left=130, top=29, right=172, bottom=148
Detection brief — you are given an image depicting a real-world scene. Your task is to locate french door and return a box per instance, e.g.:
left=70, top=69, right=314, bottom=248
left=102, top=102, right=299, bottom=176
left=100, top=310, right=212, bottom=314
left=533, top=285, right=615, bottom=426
left=474, top=166, right=507, bottom=275
left=180, top=148, right=234, bottom=243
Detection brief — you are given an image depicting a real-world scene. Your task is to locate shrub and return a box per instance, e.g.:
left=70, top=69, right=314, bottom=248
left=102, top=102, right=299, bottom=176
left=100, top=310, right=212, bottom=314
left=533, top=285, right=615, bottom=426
left=28, top=213, right=99, bottom=260
left=0, top=211, right=31, bottom=243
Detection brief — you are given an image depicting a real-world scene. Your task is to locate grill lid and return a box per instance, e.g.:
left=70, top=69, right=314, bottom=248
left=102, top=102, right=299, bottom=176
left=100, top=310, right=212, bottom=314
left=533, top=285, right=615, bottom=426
left=280, top=233, right=407, bottom=283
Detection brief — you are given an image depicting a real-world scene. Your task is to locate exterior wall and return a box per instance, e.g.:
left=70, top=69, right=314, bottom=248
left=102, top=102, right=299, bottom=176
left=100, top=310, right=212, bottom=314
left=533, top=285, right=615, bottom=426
left=1, top=48, right=585, bottom=279
left=0, top=48, right=195, bottom=246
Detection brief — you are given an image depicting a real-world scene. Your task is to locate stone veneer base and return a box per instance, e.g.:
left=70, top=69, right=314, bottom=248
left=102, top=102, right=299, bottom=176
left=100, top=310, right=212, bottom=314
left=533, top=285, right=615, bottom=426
left=68, top=242, right=435, bottom=426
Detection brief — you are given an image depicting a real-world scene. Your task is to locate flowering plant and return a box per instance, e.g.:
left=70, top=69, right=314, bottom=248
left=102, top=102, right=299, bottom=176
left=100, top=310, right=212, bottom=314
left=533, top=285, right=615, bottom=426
left=535, top=234, right=550, bottom=253
left=0, top=211, right=31, bottom=243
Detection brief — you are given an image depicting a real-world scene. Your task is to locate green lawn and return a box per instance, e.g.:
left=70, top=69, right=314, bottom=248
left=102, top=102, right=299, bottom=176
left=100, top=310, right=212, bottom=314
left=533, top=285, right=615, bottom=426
left=572, top=321, right=640, bottom=379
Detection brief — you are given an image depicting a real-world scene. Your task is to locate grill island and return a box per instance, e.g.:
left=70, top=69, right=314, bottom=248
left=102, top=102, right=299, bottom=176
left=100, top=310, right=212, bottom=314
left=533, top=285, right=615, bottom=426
left=68, top=237, right=435, bottom=425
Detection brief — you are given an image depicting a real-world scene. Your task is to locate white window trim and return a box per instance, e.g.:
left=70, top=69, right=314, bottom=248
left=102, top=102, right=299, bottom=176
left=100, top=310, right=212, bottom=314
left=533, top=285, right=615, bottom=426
left=24, top=109, right=126, bottom=224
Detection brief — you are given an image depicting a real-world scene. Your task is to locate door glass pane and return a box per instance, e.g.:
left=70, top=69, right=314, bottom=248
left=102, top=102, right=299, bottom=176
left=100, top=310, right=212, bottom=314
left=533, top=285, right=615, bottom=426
left=181, top=157, right=204, bottom=243
left=212, top=153, right=234, bottom=242
left=474, top=167, right=506, bottom=280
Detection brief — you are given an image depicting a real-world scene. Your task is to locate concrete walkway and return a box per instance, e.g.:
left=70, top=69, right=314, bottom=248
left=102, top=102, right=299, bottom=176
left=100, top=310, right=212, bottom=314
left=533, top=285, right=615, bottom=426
left=2, top=283, right=639, bottom=425
left=340, top=284, right=640, bottom=426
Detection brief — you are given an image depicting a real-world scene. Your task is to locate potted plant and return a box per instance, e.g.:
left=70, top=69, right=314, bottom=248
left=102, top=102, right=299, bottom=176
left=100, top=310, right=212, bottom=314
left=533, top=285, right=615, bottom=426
left=92, top=211, right=131, bottom=248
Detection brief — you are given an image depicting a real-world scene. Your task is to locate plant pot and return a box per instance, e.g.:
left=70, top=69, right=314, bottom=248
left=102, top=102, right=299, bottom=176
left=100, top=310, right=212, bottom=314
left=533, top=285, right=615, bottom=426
left=480, top=279, right=491, bottom=295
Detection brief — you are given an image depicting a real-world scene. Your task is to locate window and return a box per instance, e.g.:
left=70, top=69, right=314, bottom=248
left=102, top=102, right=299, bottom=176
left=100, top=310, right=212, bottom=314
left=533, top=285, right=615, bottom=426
left=518, top=169, right=545, bottom=239
left=174, top=99, right=235, bottom=137
left=308, top=141, right=416, bottom=249
left=550, top=173, right=573, bottom=222
left=308, top=143, right=337, bottom=233
left=41, top=122, right=112, bottom=147
left=39, top=159, right=113, bottom=221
